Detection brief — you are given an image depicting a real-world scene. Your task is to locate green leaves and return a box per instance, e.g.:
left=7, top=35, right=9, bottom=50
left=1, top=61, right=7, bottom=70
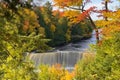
left=0, top=1, right=50, bottom=79
left=74, top=32, right=120, bottom=80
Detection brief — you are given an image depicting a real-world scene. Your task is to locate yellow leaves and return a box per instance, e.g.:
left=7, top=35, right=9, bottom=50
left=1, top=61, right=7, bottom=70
left=18, top=8, right=41, bottom=33
left=50, top=24, right=56, bottom=32
left=53, top=0, right=67, bottom=7
left=49, top=65, right=74, bottom=80
left=60, top=71, right=75, bottom=80
left=102, top=25, right=120, bottom=37
left=19, top=8, right=39, bottom=24
left=39, top=27, right=45, bottom=35
left=103, top=9, right=120, bottom=21
left=96, top=20, right=120, bottom=38
left=96, top=9, right=120, bottom=39
left=39, top=64, right=75, bottom=80
left=63, top=10, right=80, bottom=24
left=64, top=10, right=80, bottom=17
left=96, top=20, right=110, bottom=27
left=44, top=17, right=51, bottom=24
left=53, top=0, right=83, bottom=7
left=66, top=29, right=71, bottom=42
left=71, top=0, right=83, bottom=6
left=23, top=8, right=38, bottom=18
left=48, top=64, right=63, bottom=78
left=31, top=11, right=37, bottom=18
left=24, top=8, right=30, bottom=14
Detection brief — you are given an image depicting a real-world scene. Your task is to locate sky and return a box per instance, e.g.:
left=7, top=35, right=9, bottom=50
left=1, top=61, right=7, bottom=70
left=84, top=0, right=120, bottom=20
left=34, top=0, right=120, bottom=20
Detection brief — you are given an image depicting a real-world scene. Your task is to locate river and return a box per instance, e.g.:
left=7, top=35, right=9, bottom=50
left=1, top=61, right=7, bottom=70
left=53, top=30, right=96, bottom=52
left=29, top=31, right=96, bottom=71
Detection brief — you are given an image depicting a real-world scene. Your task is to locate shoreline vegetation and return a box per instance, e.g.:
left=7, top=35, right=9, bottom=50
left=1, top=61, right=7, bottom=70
left=48, top=33, right=92, bottom=52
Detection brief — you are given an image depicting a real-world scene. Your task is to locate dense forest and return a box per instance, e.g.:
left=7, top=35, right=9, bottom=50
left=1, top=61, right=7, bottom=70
left=35, top=2, right=93, bottom=47
left=0, top=0, right=120, bottom=80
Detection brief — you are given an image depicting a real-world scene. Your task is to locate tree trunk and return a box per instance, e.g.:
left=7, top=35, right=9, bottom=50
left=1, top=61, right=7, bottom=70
left=105, top=1, right=108, bottom=21
left=81, top=4, right=99, bottom=43
left=88, top=16, right=99, bottom=43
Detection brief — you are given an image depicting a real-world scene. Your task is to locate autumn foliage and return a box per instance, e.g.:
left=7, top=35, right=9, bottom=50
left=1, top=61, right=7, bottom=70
left=52, top=7, right=95, bottom=25
left=53, top=0, right=96, bottom=23
left=53, top=0, right=83, bottom=7
left=76, top=7, right=96, bottom=22
left=96, top=6, right=120, bottom=38
left=39, top=64, right=75, bottom=80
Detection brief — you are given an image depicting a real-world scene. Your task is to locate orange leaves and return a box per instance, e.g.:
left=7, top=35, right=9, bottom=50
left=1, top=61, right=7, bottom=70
left=60, top=71, right=75, bottom=80
left=23, top=20, right=29, bottom=31
left=52, top=10, right=60, bottom=16
left=18, top=8, right=40, bottom=33
left=53, top=0, right=83, bottom=8
left=53, top=0, right=96, bottom=24
left=49, top=64, right=62, bottom=76
left=102, top=25, right=120, bottom=37
left=78, top=7, right=95, bottom=22
left=77, top=6, right=96, bottom=21
left=52, top=10, right=64, bottom=17
left=53, top=0, right=68, bottom=7
left=63, top=10, right=80, bottom=23
left=39, top=64, right=75, bottom=80
left=52, top=6, right=95, bottom=25
left=96, top=9, right=120, bottom=38
left=63, top=10, right=80, bottom=17
left=48, top=64, right=75, bottom=80
left=23, top=8, right=38, bottom=21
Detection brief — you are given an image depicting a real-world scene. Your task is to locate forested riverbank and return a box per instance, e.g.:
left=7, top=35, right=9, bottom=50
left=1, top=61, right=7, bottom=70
left=35, top=2, right=93, bottom=47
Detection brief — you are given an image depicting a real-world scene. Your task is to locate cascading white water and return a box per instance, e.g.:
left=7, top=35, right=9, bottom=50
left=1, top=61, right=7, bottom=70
left=29, top=30, right=96, bottom=71
left=29, top=51, right=82, bottom=67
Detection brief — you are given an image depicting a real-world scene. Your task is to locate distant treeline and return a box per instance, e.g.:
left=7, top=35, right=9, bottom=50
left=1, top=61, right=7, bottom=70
left=35, top=2, right=93, bottom=47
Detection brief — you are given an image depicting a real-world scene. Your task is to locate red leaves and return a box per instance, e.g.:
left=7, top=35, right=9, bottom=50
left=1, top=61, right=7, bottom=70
left=77, top=6, right=96, bottom=22
left=52, top=10, right=64, bottom=17
left=52, top=6, right=96, bottom=23
left=53, top=6, right=96, bottom=23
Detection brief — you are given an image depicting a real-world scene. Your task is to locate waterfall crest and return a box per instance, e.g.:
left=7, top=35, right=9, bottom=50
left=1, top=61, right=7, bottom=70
left=29, top=51, right=83, bottom=67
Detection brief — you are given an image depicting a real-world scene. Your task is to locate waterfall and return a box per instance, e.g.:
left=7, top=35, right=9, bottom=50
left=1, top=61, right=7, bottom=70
left=29, top=51, right=83, bottom=67
left=29, top=31, right=96, bottom=71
